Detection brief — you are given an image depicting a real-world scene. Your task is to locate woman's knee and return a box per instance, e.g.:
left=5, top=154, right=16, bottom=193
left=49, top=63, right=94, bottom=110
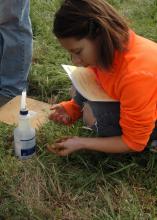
left=69, top=86, right=76, bottom=98
left=83, top=101, right=122, bottom=137
left=83, top=102, right=96, bottom=127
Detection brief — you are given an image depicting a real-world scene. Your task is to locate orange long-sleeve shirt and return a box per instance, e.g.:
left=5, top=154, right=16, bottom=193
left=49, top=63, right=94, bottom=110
left=61, top=31, right=157, bottom=152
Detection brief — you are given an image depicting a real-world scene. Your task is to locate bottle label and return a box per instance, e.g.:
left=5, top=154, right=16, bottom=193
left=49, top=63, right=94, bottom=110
left=21, top=145, right=36, bottom=156
left=20, top=136, right=36, bottom=157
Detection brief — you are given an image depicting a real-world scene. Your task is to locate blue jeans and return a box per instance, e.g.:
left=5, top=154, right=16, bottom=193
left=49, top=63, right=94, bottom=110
left=0, top=0, right=32, bottom=97
left=73, top=90, right=157, bottom=142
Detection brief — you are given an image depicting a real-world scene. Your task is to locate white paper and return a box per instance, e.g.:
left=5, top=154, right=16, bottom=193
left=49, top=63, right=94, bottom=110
left=62, top=64, right=117, bottom=102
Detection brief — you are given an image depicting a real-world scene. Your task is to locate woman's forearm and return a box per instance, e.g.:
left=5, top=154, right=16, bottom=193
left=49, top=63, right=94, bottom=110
left=79, top=136, right=133, bottom=153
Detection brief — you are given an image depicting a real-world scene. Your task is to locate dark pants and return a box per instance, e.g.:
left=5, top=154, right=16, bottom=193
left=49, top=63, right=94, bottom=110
left=74, top=90, right=157, bottom=141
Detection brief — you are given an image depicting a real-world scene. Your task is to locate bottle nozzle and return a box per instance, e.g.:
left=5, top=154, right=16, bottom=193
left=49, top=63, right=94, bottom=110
left=21, top=89, right=27, bottom=110
left=20, top=89, right=28, bottom=115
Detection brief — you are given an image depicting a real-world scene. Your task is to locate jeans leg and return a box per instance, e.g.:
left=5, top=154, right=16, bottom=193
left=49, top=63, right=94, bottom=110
left=0, top=0, right=32, bottom=97
left=72, top=87, right=87, bottom=108
left=0, top=32, right=3, bottom=64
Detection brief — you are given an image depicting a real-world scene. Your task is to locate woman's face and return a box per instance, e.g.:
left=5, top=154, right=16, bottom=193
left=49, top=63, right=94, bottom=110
left=59, top=37, right=98, bottom=67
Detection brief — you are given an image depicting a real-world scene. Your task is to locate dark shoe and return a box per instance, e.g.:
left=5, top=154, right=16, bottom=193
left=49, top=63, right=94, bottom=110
left=0, top=95, right=12, bottom=107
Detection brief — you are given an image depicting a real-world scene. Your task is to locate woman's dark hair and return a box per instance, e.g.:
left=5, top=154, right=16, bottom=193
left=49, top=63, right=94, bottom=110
left=53, top=0, right=129, bottom=70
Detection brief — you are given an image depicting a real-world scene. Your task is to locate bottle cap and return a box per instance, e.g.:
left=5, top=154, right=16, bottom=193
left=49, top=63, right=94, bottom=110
left=20, top=109, right=28, bottom=115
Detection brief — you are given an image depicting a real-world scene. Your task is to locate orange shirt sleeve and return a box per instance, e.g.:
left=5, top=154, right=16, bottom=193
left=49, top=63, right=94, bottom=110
left=119, top=71, right=157, bottom=151
left=60, top=99, right=82, bottom=123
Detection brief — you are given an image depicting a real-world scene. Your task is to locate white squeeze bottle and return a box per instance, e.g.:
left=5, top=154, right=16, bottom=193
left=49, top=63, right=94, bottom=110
left=14, top=90, right=36, bottom=159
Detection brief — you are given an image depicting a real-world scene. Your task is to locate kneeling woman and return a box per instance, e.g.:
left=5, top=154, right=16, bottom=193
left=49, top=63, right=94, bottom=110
left=48, top=0, right=157, bottom=156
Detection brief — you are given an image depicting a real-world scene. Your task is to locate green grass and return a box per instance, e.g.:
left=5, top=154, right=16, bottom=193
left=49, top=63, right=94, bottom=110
left=0, top=0, right=157, bottom=219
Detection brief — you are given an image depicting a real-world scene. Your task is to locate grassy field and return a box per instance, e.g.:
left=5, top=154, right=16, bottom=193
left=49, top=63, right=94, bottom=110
left=0, top=0, right=157, bottom=219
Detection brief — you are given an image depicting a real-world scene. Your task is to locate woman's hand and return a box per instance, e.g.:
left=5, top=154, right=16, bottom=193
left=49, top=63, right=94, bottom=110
left=47, top=135, right=132, bottom=156
left=49, top=104, right=71, bottom=125
left=47, top=136, right=82, bottom=156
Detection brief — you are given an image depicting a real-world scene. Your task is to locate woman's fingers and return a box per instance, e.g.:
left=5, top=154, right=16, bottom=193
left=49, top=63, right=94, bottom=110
left=50, top=104, right=65, bottom=115
left=49, top=111, right=71, bottom=124
left=47, top=143, right=65, bottom=153
left=55, top=136, right=73, bottom=143
left=49, top=103, right=72, bottom=124
left=49, top=111, right=63, bottom=120
left=50, top=115, right=69, bottom=124
left=47, top=144, right=56, bottom=153
left=50, top=104, right=61, bottom=111
left=47, top=143, right=71, bottom=157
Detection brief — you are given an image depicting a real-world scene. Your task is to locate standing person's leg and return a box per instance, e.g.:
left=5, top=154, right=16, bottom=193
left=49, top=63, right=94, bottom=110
left=0, top=0, right=32, bottom=105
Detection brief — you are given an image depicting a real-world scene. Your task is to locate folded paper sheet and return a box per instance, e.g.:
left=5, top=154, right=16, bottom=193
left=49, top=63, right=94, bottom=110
left=0, top=96, right=50, bottom=129
left=62, top=64, right=116, bottom=102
